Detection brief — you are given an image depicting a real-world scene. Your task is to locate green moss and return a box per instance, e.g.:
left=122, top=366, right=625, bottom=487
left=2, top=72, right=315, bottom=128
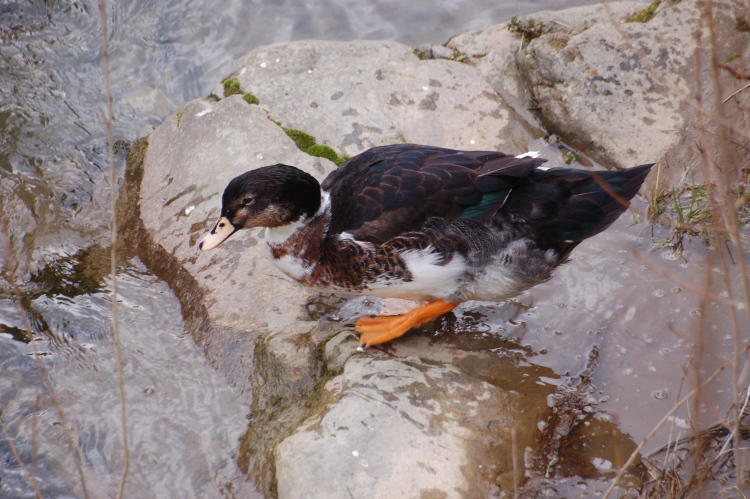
left=626, top=0, right=660, bottom=23
left=222, top=77, right=243, bottom=97
left=283, top=128, right=317, bottom=151
left=175, top=106, right=185, bottom=126
left=563, top=151, right=577, bottom=164
left=506, top=16, right=546, bottom=39
left=243, top=92, right=259, bottom=105
left=306, top=331, right=347, bottom=409
left=446, top=52, right=468, bottom=63
left=413, top=48, right=430, bottom=60
left=307, top=144, right=340, bottom=163
left=126, top=137, right=149, bottom=166
left=282, top=127, right=348, bottom=166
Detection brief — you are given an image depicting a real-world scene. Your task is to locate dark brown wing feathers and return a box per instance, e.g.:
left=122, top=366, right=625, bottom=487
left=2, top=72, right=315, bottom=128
left=322, top=144, right=546, bottom=243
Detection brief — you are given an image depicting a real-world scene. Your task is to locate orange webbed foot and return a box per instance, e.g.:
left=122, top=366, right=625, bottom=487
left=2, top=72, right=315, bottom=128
left=354, top=299, right=460, bottom=347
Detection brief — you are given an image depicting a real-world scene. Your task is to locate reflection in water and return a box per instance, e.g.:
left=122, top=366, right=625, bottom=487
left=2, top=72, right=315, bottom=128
left=310, top=293, right=645, bottom=491
left=0, top=261, right=254, bottom=498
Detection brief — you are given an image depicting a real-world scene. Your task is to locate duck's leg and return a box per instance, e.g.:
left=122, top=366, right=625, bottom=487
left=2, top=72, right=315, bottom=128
left=355, top=299, right=460, bottom=347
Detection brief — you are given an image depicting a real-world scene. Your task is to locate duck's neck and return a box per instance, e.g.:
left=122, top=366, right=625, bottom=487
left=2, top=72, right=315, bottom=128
left=264, top=190, right=332, bottom=280
left=265, top=190, right=331, bottom=244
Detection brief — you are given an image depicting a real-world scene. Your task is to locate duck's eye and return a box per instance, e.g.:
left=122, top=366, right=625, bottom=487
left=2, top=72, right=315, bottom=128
left=219, top=222, right=225, bottom=228
left=242, top=197, right=254, bottom=205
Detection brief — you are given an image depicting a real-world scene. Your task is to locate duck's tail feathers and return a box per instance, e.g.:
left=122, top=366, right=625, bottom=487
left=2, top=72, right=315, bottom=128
left=563, top=163, right=653, bottom=241
left=505, top=163, right=653, bottom=252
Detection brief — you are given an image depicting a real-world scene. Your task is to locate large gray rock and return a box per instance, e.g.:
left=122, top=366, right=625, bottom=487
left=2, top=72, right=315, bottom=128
left=218, top=39, right=542, bottom=156
left=448, top=2, right=644, bottom=136
left=518, top=1, right=700, bottom=172
left=275, top=355, right=518, bottom=499
left=450, top=0, right=750, bottom=187
left=134, top=2, right=749, bottom=495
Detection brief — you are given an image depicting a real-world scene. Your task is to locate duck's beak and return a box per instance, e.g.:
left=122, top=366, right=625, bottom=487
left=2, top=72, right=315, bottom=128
left=199, top=217, right=238, bottom=251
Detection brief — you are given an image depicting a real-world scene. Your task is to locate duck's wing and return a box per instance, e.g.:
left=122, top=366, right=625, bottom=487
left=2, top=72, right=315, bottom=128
left=321, top=144, right=546, bottom=243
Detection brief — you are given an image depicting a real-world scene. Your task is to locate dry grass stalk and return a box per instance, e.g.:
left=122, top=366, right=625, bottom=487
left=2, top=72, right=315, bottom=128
left=97, top=0, right=130, bottom=497
left=32, top=392, right=40, bottom=491
left=512, top=426, right=520, bottom=498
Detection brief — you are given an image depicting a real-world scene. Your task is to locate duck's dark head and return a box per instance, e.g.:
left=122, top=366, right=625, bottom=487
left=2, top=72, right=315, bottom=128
left=199, top=164, right=321, bottom=251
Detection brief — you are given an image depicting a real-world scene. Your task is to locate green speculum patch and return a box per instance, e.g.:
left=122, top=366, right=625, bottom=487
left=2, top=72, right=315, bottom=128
left=282, top=127, right=348, bottom=166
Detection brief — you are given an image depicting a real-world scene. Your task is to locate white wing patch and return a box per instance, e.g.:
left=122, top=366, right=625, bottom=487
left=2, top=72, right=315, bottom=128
left=270, top=253, right=311, bottom=280
left=515, top=151, right=541, bottom=159
left=367, top=247, right=467, bottom=301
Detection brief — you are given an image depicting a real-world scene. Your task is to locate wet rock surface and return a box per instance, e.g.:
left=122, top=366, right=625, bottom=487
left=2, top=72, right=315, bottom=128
left=323, top=330, right=360, bottom=372
left=131, top=0, right=749, bottom=496
left=276, top=355, right=518, bottom=499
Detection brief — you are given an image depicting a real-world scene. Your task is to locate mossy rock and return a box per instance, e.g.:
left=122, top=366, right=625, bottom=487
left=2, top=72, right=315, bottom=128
left=307, top=144, right=340, bottom=164
left=626, top=0, right=660, bottom=23
left=282, top=127, right=347, bottom=166
left=243, top=92, right=259, bottom=105
left=223, top=77, right=243, bottom=97
left=506, top=16, right=546, bottom=39
left=283, top=128, right=317, bottom=151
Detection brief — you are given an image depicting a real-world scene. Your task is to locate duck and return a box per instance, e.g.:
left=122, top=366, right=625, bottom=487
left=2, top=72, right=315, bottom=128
left=199, top=144, right=652, bottom=347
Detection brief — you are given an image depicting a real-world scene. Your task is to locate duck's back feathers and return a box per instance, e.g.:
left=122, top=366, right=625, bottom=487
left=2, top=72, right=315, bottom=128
left=322, top=144, right=547, bottom=242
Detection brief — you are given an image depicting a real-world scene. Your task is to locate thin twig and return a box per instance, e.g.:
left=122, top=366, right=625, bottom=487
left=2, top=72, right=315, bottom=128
left=512, top=426, right=519, bottom=498
left=719, top=386, right=750, bottom=458
left=97, top=1, right=129, bottom=497
left=549, top=19, right=572, bottom=29
left=722, top=82, right=750, bottom=104
left=663, top=356, right=694, bottom=472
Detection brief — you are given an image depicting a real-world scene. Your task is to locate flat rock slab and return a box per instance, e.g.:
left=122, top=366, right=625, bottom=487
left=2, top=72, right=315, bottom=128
left=275, top=355, right=518, bottom=499
left=219, top=39, right=542, bottom=157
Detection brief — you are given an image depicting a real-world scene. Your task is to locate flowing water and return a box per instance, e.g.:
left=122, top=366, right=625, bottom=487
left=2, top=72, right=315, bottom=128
left=6, top=0, right=749, bottom=497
